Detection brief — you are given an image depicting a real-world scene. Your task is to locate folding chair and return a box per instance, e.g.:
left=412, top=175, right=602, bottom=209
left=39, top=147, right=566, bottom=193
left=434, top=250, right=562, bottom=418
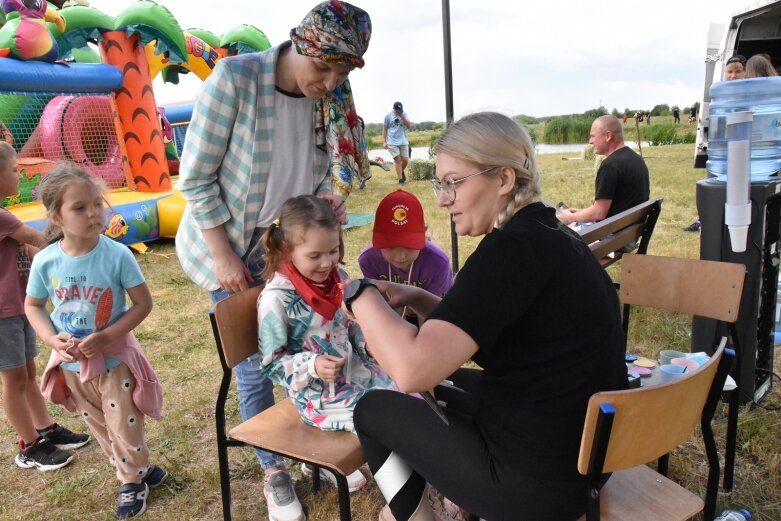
left=578, top=341, right=734, bottom=521
left=210, top=285, right=365, bottom=521
left=618, top=254, right=747, bottom=519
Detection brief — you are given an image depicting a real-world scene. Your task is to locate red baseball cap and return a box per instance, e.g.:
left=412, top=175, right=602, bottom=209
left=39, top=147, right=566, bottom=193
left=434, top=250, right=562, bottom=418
left=372, top=189, right=426, bottom=250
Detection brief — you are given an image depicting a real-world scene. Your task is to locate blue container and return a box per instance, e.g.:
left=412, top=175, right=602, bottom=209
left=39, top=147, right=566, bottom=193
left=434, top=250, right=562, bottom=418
left=707, top=77, right=781, bottom=179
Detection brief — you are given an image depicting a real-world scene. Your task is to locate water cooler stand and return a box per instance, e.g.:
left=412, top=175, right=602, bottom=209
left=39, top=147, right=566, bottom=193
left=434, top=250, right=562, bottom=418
left=693, top=178, right=779, bottom=405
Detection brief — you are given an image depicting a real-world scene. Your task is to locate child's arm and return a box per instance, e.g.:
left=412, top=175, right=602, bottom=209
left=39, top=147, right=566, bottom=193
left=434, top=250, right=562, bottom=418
left=77, top=282, right=152, bottom=358
left=24, top=295, right=76, bottom=362
left=9, top=222, right=46, bottom=249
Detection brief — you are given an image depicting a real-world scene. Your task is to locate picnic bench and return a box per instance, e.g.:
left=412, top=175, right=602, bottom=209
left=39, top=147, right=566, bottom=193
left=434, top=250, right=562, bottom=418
left=577, top=197, right=663, bottom=268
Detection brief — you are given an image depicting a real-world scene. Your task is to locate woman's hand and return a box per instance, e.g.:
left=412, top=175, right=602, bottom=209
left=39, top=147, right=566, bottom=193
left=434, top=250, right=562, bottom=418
left=214, top=250, right=253, bottom=294
left=318, top=193, right=347, bottom=224
left=315, top=354, right=346, bottom=382
left=374, top=280, right=416, bottom=309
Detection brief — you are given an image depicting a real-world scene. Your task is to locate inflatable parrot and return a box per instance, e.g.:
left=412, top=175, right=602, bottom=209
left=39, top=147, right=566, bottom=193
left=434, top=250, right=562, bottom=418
left=0, top=0, right=66, bottom=62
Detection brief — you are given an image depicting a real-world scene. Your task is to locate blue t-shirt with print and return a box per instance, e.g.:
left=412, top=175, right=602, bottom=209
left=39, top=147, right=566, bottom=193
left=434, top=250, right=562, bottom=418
left=27, top=235, right=145, bottom=339
left=384, top=111, right=409, bottom=146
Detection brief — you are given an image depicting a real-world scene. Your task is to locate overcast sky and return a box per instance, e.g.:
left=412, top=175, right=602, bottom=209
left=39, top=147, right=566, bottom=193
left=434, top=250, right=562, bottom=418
left=94, top=0, right=752, bottom=123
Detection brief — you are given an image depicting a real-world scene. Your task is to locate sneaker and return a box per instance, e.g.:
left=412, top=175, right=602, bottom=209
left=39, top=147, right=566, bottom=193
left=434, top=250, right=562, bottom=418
left=42, top=423, right=91, bottom=450
left=14, top=437, right=74, bottom=471
left=683, top=219, right=701, bottom=232
left=264, top=471, right=305, bottom=521
left=398, top=178, right=406, bottom=185
left=116, top=482, right=149, bottom=519
left=358, top=178, right=367, bottom=189
left=142, top=464, right=168, bottom=489
left=300, top=463, right=367, bottom=493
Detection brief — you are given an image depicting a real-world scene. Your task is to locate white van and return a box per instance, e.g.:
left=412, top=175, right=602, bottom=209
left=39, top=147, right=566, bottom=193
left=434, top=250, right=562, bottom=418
left=694, top=0, right=781, bottom=169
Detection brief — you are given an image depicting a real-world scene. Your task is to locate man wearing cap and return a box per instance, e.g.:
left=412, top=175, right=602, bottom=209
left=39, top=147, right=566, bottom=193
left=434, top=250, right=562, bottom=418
left=383, top=101, right=412, bottom=184
left=359, top=190, right=452, bottom=325
left=175, top=2, right=372, bottom=519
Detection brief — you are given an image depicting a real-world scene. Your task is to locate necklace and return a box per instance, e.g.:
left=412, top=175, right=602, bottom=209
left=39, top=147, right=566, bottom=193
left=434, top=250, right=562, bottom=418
left=389, top=257, right=416, bottom=318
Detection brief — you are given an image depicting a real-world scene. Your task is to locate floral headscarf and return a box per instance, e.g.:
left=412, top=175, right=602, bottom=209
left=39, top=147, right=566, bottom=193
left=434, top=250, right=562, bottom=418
left=291, top=0, right=372, bottom=198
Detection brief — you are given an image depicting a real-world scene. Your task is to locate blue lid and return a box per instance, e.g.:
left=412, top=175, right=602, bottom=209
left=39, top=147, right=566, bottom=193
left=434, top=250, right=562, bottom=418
left=739, top=509, right=752, bottom=520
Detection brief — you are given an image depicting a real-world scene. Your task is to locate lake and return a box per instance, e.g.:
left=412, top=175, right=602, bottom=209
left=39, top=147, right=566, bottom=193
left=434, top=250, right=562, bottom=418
left=368, top=141, right=651, bottom=162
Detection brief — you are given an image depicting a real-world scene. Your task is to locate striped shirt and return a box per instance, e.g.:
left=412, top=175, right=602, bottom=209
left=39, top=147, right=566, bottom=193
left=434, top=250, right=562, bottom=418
left=176, top=43, right=331, bottom=290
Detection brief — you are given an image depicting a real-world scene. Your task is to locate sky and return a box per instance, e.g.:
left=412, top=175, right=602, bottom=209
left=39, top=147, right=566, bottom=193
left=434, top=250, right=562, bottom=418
left=91, top=0, right=756, bottom=124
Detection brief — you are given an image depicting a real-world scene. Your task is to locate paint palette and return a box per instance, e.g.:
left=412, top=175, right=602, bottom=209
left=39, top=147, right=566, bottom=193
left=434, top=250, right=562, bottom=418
left=631, top=365, right=653, bottom=377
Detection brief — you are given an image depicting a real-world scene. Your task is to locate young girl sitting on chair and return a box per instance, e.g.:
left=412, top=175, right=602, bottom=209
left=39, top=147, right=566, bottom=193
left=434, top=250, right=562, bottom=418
left=256, top=195, right=397, bottom=492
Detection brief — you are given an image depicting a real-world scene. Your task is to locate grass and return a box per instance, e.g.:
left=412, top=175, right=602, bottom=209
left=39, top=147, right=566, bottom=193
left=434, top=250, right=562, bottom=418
left=1, top=143, right=780, bottom=520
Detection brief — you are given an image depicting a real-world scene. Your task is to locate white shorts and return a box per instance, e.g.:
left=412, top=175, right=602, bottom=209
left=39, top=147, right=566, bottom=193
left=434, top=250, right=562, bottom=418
left=388, top=145, right=409, bottom=159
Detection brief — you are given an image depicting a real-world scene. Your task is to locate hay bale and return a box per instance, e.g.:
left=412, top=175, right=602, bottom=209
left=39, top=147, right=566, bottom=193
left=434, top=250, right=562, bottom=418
left=407, top=159, right=436, bottom=180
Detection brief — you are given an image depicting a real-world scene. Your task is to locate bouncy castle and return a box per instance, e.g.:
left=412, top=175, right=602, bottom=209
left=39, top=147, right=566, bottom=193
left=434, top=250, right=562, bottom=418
left=0, top=0, right=269, bottom=246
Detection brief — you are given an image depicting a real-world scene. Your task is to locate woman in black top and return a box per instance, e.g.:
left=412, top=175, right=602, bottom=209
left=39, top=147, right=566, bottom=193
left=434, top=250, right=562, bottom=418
left=347, top=112, right=628, bottom=521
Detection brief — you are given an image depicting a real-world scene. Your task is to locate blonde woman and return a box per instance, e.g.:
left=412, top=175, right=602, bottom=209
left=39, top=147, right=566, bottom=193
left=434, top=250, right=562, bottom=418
left=345, top=112, right=628, bottom=520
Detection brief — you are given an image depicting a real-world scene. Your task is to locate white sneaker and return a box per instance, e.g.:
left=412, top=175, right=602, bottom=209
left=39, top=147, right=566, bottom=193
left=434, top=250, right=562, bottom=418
left=300, top=463, right=367, bottom=493
left=263, top=471, right=305, bottom=521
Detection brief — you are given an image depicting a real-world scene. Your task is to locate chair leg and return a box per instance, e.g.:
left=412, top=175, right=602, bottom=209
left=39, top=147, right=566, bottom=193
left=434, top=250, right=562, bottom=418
left=312, top=464, right=322, bottom=493
left=334, top=473, right=352, bottom=521
left=723, top=388, right=739, bottom=491
left=657, top=453, right=669, bottom=477
left=216, top=438, right=232, bottom=521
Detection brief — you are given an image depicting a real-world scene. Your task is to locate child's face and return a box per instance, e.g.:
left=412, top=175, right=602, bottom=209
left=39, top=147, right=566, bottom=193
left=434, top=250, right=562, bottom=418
left=288, top=226, right=341, bottom=283
left=0, top=157, right=19, bottom=199
left=52, top=181, right=106, bottom=243
left=381, top=247, right=421, bottom=272
left=725, top=62, right=745, bottom=80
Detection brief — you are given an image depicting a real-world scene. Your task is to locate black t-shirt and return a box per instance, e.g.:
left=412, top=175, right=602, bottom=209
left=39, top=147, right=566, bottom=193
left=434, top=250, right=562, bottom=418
left=428, top=203, right=627, bottom=480
left=595, top=146, right=650, bottom=217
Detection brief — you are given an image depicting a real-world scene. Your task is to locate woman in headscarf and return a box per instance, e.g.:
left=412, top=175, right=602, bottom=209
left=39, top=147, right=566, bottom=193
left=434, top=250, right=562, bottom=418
left=175, top=3, right=371, bottom=520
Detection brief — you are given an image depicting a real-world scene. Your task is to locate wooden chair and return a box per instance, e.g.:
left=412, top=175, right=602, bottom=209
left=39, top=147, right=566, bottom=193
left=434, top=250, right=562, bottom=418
left=578, top=197, right=663, bottom=268
left=210, top=285, right=365, bottom=521
left=618, top=253, right=747, bottom=520
left=577, top=341, right=734, bottom=521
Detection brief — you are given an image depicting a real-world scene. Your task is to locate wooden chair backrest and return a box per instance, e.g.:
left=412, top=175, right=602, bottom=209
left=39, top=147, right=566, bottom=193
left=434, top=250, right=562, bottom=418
left=213, top=285, right=264, bottom=368
left=619, top=254, right=745, bottom=323
left=578, top=197, right=662, bottom=265
left=578, top=341, right=726, bottom=475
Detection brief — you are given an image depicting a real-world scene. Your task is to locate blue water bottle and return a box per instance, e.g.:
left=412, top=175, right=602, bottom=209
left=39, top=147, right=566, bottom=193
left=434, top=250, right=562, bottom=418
left=714, top=508, right=752, bottom=521
left=707, top=76, right=781, bottom=179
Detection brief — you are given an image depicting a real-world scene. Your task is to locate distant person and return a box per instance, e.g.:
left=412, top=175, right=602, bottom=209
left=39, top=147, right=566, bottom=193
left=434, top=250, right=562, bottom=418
left=558, top=115, right=650, bottom=225
left=635, top=110, right=643, bottom=124
left=383, top=101, right=411, bottom=184
left=0, top=143, right=90, bottom=474
left=622, top=113, right=628, bottom=125
left=358, top=190, right=453, bottom=326
left=745, top=54, right=778, bottom=77
left=646, top=110, right=651, bottom=125
left=724, top=54, right=746, bottom=80
left=673, top=107, right=680, bottom=124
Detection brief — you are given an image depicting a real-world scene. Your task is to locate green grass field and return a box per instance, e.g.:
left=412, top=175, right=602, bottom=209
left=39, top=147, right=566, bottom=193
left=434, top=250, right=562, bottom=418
left=0, top=143, right=779, bottom=520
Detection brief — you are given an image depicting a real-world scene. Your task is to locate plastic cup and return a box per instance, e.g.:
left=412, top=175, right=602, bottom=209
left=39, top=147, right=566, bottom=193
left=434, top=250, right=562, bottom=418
left=659, top=349, right=686, bottom=366
left=671, top=357, right=699, bottom=371
left=660, top=364, right=687, bottom=382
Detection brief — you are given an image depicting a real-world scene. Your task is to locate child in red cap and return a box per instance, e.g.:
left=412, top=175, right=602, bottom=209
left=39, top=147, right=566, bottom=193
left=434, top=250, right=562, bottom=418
left=358, top=190, right=453, bottom=325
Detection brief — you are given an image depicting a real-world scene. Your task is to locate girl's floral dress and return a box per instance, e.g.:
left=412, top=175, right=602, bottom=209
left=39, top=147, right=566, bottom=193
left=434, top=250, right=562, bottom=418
left=257, top=272, right=397, bottom=432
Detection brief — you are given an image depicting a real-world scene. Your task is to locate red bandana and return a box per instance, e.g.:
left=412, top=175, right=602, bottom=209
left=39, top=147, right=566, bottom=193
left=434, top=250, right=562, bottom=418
left=282, top=261, right=344, bottom=320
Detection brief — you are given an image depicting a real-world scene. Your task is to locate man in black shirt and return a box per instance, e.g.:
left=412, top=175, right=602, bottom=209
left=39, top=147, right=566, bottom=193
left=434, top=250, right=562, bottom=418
left=558, top=115, right=649, bottom=225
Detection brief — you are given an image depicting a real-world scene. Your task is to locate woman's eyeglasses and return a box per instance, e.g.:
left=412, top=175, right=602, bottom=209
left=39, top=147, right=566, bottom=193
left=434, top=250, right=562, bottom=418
left=430, top=166, right=496, bottom=202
